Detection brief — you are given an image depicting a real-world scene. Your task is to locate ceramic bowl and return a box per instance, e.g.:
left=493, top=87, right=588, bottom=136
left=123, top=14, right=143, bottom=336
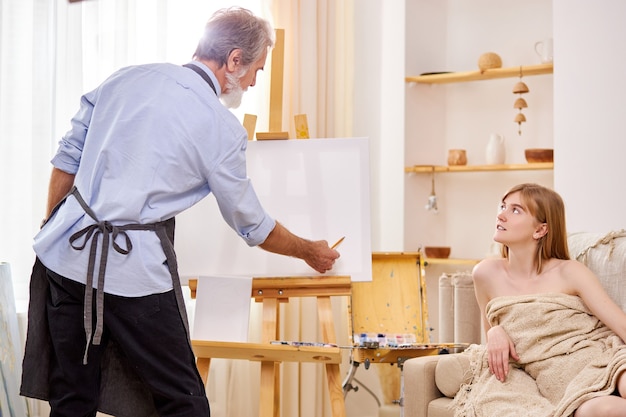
left=524, top=148, right=554, bottom=163
left=424, top=246, right=451, bottom=259
left=478, top=52, right=502, bottom=71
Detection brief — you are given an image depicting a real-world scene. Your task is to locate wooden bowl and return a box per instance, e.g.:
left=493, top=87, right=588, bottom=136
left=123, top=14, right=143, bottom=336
left=525, top=148, right=554, bottom=163
left=424, top=246, right=451, bottom=259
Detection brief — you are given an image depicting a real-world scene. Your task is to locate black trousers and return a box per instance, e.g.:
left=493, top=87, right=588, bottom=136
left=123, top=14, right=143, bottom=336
left=46, top=269, right=210, bottom=417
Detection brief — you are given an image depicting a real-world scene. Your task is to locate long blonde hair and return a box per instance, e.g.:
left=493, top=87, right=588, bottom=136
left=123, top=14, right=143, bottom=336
left=500, top=183, right=570, bottom=273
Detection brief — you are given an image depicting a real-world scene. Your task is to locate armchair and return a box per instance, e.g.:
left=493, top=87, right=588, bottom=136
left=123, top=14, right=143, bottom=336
left=402, top=231, right=626, bottom=417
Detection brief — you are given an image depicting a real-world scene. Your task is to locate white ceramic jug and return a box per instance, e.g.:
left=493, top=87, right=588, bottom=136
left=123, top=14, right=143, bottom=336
left=486, top=133, right=505, bottom=164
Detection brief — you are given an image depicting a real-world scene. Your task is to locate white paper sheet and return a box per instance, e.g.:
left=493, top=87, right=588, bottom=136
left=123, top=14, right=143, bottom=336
left=192, top=275, right=253, bottom=342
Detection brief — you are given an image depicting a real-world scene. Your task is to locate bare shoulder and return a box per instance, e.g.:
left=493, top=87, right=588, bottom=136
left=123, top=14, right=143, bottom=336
left=472, top=258, right=505, bottom=282
left=472, top=258, right=506, bottom=304
left=559, top=258, right=599, bottom=282
left=557, top=258, right=595, bottom=276
left=540, top=258, right=600, bottom=296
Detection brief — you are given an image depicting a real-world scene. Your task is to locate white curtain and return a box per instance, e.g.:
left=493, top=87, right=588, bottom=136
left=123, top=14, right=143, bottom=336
left=0, top=0, right=57, bottom=302
left=1, top=0, right=270, bottom=298
left=1, top=0, right=355, bottom=416
left=270, top=0, right=355, bottom=139
left=264, top=2, right=356, bottom=416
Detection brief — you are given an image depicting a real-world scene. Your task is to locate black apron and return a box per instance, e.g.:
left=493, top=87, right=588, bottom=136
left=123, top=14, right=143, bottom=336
left=21, top=64, right=216, bottom=415
left=21, top=187, right=187, bottom=417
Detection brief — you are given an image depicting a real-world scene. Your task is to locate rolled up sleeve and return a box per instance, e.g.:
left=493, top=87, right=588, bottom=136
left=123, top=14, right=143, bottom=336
left=208, top=137, right=275, bottom=247
left=51, top=91, right=96, bottom=174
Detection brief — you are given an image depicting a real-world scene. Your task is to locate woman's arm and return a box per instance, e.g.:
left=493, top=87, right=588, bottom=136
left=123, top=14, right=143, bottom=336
left=473, top=260, right=519, bottom=382
left=569, top=260, right=626, bottom=342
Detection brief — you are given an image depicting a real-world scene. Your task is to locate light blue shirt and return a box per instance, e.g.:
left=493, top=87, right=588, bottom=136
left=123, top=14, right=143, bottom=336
left=34, top=61, right=275, bottom=296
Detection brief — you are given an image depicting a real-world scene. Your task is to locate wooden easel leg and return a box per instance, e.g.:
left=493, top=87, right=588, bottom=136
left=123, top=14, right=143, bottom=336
left=259, top=361, right=276, bottom=417
left=259, top=297, right=280, bottom=417
left=274, top=362, right=281, bottom=417
left=316, top=296, right=336, bottom=344
left=256, top=28, right=289, bottom=140
left=243, top=114, right=257, bottom=141
left=268, top=29, right=285, bottom=133
left=196, top=357, right=211, bottom=386
left=317, top=296, right=347, bottom=417
left=325, top=363, right=347, bottom=417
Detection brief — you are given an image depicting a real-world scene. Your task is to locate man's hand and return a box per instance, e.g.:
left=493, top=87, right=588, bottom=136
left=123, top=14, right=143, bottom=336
left=45, top=167, right=75, bottom=218
left=301, top=239, right=340, bottom=273
left=259, top=222, right=340, bottom=273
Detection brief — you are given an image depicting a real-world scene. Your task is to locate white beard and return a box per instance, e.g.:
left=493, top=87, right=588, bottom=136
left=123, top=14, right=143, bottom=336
left=220, top=71, right=245, bottom=109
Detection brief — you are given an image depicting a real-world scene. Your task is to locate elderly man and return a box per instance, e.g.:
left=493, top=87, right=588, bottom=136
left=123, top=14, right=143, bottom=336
left=21, top=7, right=339, bottom=417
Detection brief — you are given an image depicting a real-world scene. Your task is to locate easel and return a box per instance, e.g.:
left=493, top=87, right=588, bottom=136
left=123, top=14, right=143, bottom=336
left=346, top=253, right=464, bottom=415
left=189, top=276, right=351, bottom=417
left=246, top=28, right=311, bottom=141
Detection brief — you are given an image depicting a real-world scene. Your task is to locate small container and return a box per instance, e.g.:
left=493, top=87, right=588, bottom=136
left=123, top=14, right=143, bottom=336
left=424, top=246, right=451, bottom=258
left=486, top=133, right=506, bottom=164
left=525, top=148, right=554, bottom=163
left=447, top=149, right=467, bottom=166
left=387, top=334, right=399, bottom=347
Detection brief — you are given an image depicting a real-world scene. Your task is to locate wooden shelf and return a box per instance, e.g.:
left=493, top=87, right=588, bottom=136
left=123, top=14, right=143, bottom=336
left=405, top=162, right=553, bottom=173
left=423, top=258, right=480, bottom=266
left=405, top=63, right=553, bottom=84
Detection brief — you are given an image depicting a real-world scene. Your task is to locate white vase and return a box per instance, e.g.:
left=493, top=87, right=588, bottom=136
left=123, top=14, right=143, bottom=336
left=486, top=133, right=506, bottom=164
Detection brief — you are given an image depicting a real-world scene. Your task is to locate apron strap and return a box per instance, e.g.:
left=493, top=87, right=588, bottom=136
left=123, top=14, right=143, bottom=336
left=183, top=63, right=217, bottom=95
left=65, top=187, right=187, bottom=363
left=155, top=220, right=191, bottom=341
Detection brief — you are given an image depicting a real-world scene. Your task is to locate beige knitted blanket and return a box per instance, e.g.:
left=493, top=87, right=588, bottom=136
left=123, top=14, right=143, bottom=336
left=453, top=293, right=626, bottom=417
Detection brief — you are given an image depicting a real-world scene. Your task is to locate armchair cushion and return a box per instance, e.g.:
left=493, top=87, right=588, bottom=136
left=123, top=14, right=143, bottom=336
left=402, top=355, right=444, bottom=417
left=434, top=354, right=471, bottom=398
left=568, top=230, right=626, bottom=311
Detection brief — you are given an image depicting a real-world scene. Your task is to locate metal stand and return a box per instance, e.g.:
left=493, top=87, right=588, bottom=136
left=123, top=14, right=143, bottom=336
left=343, top=345, right=465, bottom=417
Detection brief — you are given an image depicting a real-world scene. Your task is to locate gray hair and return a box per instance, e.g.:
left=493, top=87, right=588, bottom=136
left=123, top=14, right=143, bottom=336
left=193, top=7, right=274, bottom=69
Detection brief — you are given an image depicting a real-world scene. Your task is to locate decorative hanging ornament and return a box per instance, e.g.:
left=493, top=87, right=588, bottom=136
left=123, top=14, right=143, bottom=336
left=424, top=167, right=438, bottom=213
left=513, top=66, right=529, bottom=136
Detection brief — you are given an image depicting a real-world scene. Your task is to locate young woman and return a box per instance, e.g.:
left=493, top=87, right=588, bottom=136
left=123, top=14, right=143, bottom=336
left=458, top=183, right=626, bottom=417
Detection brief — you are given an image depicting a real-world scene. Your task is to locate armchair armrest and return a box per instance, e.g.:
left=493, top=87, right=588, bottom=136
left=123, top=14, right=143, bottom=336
left=403, top=355, right=445, bottom=417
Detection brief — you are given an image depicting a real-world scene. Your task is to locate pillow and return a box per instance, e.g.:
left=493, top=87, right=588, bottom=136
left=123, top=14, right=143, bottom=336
left=434, top=353, right=472, bottom=398
left=568, top=230, right=626, bottom=311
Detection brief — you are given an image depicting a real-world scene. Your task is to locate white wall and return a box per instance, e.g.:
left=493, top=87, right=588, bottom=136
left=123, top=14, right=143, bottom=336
left=553, top=0, right=626, bottom=232
left=346, top=2, right=408, bottom=415
left=397, top=0, right=626, bottom=259
left=353, top=0, right=406, bottom=252
left=403, top=0, right=554, bottom=260
left=351, top=2, right=626, bottom=405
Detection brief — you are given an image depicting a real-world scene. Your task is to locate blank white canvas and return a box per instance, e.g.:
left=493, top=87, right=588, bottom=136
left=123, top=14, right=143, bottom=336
left=192, top=275, right=252, bottom=342
left=175, top=137, right=372, bottom=281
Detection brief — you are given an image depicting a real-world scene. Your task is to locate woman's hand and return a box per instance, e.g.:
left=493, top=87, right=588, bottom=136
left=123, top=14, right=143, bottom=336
left=486, top=325, right=520, bottom=382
